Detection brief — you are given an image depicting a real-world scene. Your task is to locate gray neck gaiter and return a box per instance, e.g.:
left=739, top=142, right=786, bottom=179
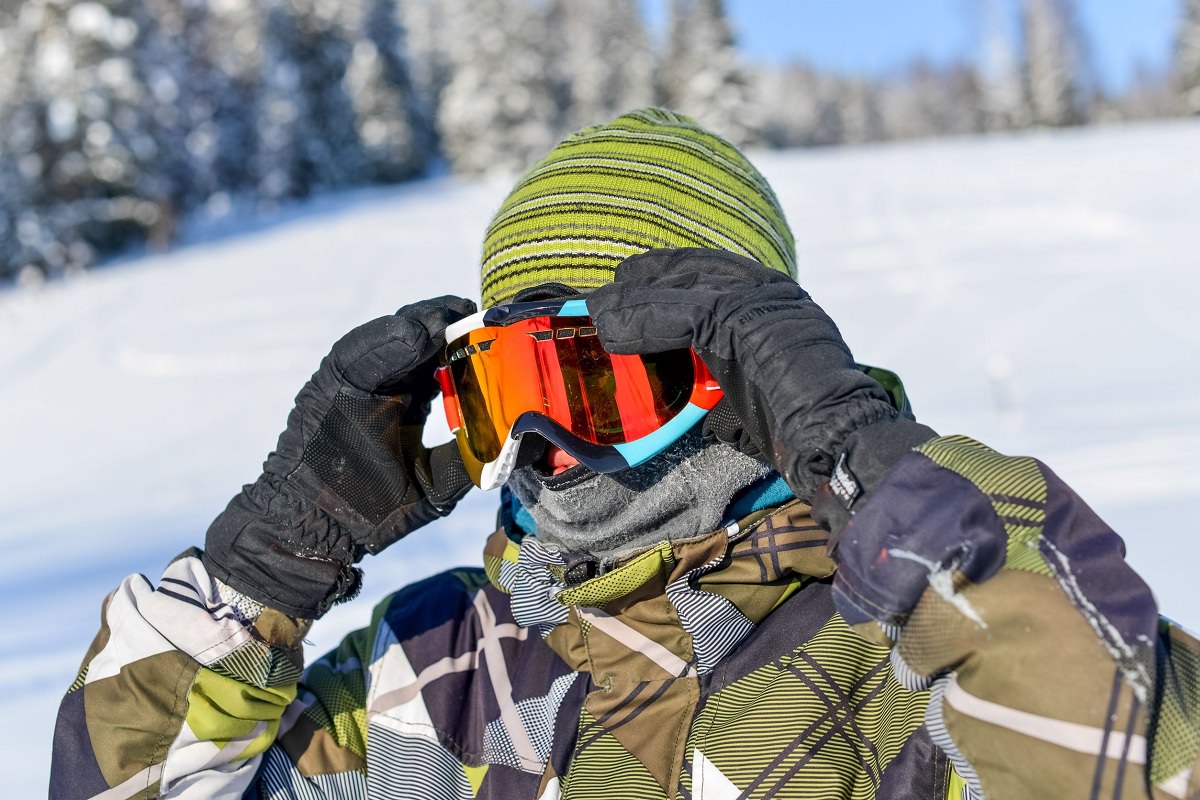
left=506, top=431, right=771, bottom=565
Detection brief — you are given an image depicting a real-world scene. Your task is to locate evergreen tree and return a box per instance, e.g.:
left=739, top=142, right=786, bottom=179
left=400, top=0, right=451, bottom=133
left=1021, top=0, right=1091, bottom=126
left=255, top=0, right=364, bottom=203
left=134, top=0, right=235, bottom=225
left=659, top=0, right=760, bottom=146
left=880, top=62, right=986, bottom=141
left=943, top=65, right=989, bottom=135
left=546, top=0, right=653, bottom=131
left=147, top=0, right=265, bottom=213
left=1175, top=0, right=1200, bottom=114
left=659, top=0, right=691, bottom=106
left=343, top=0, right=433, bottom=182
left=1115, top=61, right=1175, bottom=120
left=980, top=0, right=1029, bottom=130
left=0, top=0, right=171, bottom=278
left=437, top=0, right=558, bottom=174
left=753, top=62, right=843, bottom=148
left=0, top=0, right=439, bottom=280
left=837, top=77, right=886, bottom=145
left=0, top=13, right=23, bottom=277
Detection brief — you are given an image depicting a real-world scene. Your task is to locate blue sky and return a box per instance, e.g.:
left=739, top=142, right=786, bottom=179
left=641, top=0, right=1184, bottom=92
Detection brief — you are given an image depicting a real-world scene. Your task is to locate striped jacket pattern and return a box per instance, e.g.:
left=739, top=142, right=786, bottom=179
left=51, top=436, right=1200, bottom=798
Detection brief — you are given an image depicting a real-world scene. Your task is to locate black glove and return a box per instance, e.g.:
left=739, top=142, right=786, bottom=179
left=202, top=296, right=477, bottom=618
left=588, top=248, right=937, bottom=530
left=701, top=396, right=768, bottom=462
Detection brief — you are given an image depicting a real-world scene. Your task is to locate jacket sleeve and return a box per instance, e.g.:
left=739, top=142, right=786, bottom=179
left=50, top=549, right=319, bottom=798
left=831, top=434, right=1200, bottom=799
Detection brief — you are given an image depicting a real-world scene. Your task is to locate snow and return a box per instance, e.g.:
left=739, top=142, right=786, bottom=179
left=2, top=120, right=1198, bottom=792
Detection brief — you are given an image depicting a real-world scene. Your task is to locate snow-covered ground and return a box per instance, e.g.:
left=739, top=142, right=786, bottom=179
left=3, top=120, right=1198, bottom=792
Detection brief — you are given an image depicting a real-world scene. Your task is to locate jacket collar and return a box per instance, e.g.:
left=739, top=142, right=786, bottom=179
left=483, top=499, right=835, bottom=677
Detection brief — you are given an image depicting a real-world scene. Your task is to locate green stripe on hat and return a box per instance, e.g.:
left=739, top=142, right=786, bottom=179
left=480, top=108, right=797, bottom=308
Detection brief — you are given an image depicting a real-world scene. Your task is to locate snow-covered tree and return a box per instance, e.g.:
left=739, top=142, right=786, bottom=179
left=400, top=0, right=451, bottom=130
left=879, top=62, right=986, bottom=141
left=254, top=0, right=364, bottom=203
left=0, top=0, right=450, bottom=281
left=0, top=0, right=172, bottom=278
left=145, top=0, right=267, bottom=214
left=128, top=0, right=239, bottom=222
left=343, top=0, right=433, bottom=182
left=0, top=143, right=26, bottom=280
left=437, top=0, right=559, bottom=174
left=837, top=77, right=886, bottom=145
left=658, top=0, right=760, bottom=146
left=979, top=0, right=1029, bottom=130
left=0, top=14, right=23, bottom=277
left=1175, top=0, right=1200, bottom=114
left=753, top=62, right=845, bottom=148
left=1021, top=0, right=1092, bottom=126
left=1114, top=61, right=1176, bottom=120
left=545, top=0, right=653, bottom=131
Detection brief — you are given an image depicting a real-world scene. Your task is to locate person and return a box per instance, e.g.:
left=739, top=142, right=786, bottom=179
left=50, top=108, right=1199, bottom=800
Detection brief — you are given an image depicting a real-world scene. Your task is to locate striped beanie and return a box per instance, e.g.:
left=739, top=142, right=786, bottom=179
left=480, top=107, right=797, bottom=308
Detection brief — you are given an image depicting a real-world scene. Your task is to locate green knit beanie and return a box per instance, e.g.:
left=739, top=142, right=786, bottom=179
left=480, top=107, right=797, bottom=308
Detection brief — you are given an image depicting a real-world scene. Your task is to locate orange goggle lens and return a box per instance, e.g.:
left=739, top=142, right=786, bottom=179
left=438, top=310, right=721, bottom=485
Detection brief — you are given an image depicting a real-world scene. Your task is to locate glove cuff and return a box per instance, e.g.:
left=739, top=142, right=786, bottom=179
left=811, top=416, right=938, bottom=535
left=202, top=479, right=364, bottom=619
left=782, top=394, right=899, bottom=502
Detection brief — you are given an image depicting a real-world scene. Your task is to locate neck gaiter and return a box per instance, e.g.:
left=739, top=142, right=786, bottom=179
left=505, top=430, right=772, bottom=565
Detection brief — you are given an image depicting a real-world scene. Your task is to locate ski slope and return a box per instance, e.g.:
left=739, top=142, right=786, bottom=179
left=2, top=120, right=1199, bottom=792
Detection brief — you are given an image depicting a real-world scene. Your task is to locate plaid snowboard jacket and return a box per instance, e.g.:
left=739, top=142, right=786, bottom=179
left=52, top=436, right=1200, bottom=799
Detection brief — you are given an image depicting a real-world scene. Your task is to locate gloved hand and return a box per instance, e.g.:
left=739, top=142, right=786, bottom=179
left=202, top=296, right=477, bottom=618
left=588, top=248, right=937, bottom=530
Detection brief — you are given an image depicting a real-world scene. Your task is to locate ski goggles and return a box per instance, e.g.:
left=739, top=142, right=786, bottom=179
left=436, top=298, right=724, bottom=490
